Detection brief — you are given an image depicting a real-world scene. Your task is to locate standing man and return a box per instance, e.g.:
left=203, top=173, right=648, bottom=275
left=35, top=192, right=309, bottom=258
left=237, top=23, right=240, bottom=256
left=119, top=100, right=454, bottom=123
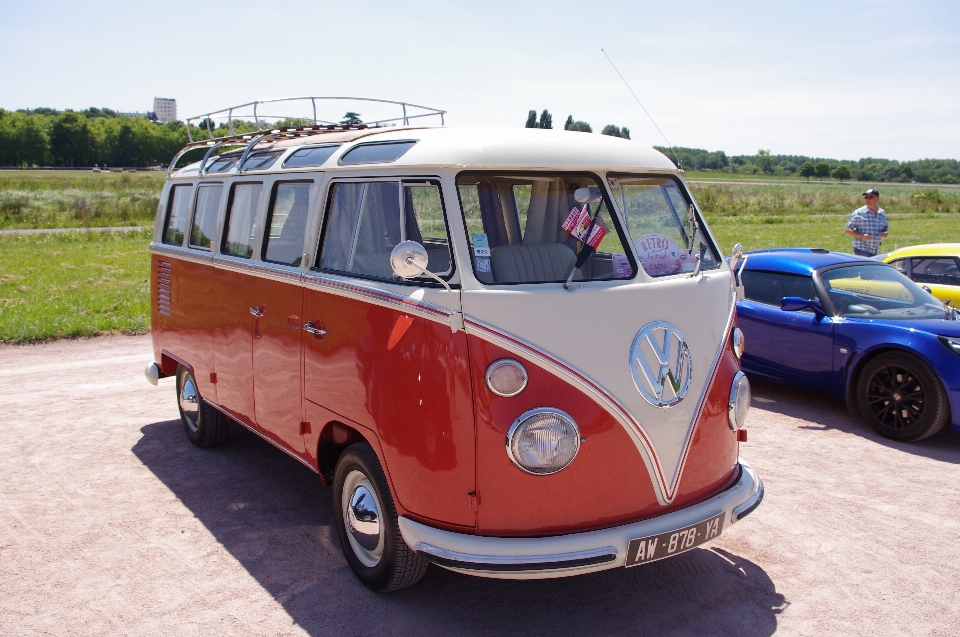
left=845, top=188, right=888, bottom=257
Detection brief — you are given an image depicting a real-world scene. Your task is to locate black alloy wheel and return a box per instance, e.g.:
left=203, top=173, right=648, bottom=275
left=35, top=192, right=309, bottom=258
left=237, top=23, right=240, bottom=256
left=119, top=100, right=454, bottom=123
left=856, top=352, right=948, bottom=442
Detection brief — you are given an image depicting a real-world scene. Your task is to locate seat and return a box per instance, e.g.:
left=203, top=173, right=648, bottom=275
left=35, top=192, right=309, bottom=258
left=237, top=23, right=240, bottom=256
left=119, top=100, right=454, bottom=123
left=491, top=243, right=576, bottom=283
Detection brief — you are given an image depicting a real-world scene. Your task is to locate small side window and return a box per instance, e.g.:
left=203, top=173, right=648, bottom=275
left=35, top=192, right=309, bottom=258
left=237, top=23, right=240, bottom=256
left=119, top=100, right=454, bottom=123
left=222, top=183, right=263, bottom=258
left=263, top=182, right=311, bottom=266
left=339, top=141, right=417, bottom=166
left=283, top=145, right=339, bottom=169
left=742, top=270, right=817, bottom=307
left=888, top=258, right=909, bottom=275
left=162, top=185, right=192, bottom=246
left=189, top=184, right=223, bottom=250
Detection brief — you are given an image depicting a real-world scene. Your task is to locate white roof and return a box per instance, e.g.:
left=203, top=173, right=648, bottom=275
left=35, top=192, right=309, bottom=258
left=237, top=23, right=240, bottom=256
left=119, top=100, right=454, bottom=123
left=174, top=126, right=678, bottom=177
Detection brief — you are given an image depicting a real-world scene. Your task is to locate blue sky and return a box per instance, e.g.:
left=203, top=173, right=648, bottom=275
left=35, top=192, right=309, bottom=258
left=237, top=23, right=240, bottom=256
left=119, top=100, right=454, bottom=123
left=1, top=0, right=958, bottom=161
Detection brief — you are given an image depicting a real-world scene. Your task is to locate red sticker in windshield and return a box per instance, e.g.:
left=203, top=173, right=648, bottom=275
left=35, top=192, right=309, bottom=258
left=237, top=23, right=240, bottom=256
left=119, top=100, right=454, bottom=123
left=562, top=206, right=608, bottom=248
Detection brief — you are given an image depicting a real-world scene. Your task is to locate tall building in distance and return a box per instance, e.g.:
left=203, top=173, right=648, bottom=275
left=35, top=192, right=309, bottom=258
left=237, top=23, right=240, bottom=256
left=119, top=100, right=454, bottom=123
left=153, top=97, right=177, bottom=123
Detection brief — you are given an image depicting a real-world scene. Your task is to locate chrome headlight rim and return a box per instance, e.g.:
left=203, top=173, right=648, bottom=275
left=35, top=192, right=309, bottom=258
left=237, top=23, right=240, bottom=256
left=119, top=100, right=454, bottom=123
left=728, top=370, right=751, bottom=431
left=485, top=358, right=529, bottom=397
left=732, top=327, right=745, bottom=359
left=505, top=407, right=581, bottom=476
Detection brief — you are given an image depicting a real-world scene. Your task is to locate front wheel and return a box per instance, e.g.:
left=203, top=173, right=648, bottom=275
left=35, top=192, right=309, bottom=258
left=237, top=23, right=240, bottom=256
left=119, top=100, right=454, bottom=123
left=333, top=442, right=428, bottom=592
left=176, top=366, right=229, bottom=448
left=856, top=352, right=948, bottom=441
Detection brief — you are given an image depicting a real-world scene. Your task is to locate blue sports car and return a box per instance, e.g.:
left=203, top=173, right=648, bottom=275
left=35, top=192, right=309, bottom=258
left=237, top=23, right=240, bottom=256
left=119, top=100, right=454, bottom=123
left=735, top=248, right=960, bottom=441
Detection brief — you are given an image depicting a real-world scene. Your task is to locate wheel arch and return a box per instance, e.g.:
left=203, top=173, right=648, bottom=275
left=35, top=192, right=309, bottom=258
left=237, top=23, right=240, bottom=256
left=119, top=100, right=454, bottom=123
left=845, top=345, right=950, bottom=422
left=317, top=420, right=370, bottom=484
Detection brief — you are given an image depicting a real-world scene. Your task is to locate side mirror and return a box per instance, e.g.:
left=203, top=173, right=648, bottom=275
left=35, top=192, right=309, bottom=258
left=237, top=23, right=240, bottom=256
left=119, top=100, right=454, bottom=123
left=390, top=241, right=429, bottom=279
left=574, top=187, right=602, bottom=204
left=781, top=296, right=826, bottom=320
left=729, top=243, right=745, bottom=287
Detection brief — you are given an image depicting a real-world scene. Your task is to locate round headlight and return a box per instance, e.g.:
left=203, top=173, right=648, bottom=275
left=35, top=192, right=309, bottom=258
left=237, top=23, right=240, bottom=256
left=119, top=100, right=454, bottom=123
left=728, top=371, right=751, bottom=431
left=506, top=409, right=580, bottom=475
left=732, top=327, right=745, bottom=359
left=485, top=359, right=528, bottom=397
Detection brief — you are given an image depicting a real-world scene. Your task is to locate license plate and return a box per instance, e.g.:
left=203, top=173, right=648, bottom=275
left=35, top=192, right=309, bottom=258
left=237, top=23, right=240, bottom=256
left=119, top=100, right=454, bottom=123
left=625, top=512, right=725, bottom=567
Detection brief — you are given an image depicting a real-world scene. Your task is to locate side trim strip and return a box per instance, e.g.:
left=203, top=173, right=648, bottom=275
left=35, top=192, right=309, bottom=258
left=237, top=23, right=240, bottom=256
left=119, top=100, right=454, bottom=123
left=204, top=399, right=318, bottom=473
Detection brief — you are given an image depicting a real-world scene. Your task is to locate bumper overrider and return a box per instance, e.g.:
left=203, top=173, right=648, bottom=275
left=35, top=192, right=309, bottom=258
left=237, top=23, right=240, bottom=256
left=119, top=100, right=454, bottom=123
left=399, top=460, right=763, bottom=579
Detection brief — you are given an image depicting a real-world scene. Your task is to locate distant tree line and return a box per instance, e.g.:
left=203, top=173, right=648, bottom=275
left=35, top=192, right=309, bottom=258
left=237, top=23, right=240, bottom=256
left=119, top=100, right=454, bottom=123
left=0, top=107, right=328, bottom=168
left=657, top=146, right=960, bottom=184
left=525, top=109, right=630, bottom=139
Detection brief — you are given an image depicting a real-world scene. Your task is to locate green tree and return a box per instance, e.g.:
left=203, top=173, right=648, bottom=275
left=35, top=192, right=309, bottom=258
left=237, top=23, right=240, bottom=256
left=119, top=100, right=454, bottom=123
left=50, top=111, right=95, bottom=166
left=340, top=112, right=362, bottom=125
left=538, top=109, right=553, bottom=129
left=798, top=161, right=815, bottom=181
left=814, top=161, right=831, bottom=180
left=756, top=149, right=775, bottom=175
left=565, top=115, right=593, bottom=132
left=526, top=110, right=538, bottom=128
left=601, top=124, right=629, bottom=139
left=831, top=165, right=851, bottom=181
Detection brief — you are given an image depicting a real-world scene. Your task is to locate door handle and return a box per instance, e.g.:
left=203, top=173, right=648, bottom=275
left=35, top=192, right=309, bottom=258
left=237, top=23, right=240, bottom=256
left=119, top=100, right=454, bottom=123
left=250, top=306, right=264, bottom=317
left=303, top=321, right=327, bottom=339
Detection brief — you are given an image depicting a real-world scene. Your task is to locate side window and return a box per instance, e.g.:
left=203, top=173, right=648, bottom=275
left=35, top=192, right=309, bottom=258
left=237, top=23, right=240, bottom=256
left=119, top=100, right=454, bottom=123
left=889, top=258, right=909, bottom=276
left=189, top=184, right=222, bottom=250
left=222, top=182, right=263, bottom=258
left=404, top=183, right=451, bottom=274
left=317, top=180, right=452, bottom=281
left=742, top=271, right=817, bottom=307
left=162, top=185, right=192, bottom=246
left=909, top=257, right=960, bottom=286
left=263, top=182, right=312, bottom=266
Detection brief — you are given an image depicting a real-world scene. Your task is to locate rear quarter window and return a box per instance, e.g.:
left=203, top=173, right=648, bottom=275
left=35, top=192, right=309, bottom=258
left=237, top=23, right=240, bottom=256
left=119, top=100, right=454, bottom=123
left=162, top=185, right=192, bottom=246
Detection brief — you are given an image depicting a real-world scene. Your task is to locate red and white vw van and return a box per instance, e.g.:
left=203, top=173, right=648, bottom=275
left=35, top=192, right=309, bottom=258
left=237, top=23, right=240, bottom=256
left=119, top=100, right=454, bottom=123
left=146, top=99, right=762, bottom=591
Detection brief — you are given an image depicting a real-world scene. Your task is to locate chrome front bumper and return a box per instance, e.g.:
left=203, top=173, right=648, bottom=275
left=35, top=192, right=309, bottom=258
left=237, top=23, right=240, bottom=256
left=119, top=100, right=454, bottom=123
left=398, top=460, right=763, bottom=580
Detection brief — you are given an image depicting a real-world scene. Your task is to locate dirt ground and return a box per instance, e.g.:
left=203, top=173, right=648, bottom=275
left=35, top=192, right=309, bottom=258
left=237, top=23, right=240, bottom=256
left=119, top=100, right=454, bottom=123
left=1, top=335, right=958, bottom=636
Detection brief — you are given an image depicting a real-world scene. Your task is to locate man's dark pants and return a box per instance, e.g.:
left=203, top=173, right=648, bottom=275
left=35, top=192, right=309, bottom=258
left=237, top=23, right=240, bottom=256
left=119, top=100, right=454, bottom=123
left=854, top=248, right=876, bottom=257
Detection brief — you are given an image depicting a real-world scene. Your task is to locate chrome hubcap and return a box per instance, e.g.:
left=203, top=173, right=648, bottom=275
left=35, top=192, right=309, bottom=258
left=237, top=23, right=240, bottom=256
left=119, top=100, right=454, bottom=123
left=179, top=376, right=200, bottom=433
left=342, top=471, right=384, bottom=567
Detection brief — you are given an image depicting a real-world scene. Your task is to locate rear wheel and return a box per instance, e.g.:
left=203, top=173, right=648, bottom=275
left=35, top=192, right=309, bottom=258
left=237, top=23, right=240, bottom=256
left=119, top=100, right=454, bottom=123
left=856, top=352, right=948, bottom=441
left=176, top=366, right=229, bottom=447
left=333, top=442, right=428, bottom=591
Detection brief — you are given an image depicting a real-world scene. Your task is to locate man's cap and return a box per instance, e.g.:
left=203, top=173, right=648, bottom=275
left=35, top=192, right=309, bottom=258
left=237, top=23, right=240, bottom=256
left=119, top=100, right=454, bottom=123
left=863, top=188, right=880, bottom=197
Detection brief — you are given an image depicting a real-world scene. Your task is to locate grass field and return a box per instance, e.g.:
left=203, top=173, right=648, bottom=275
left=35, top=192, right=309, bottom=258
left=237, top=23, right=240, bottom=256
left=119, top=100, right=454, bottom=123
left=0, top=229, right=150, bottom=342
left=1, top=170, right=958, bottom=342
left=0, top=170, right=165, bottom=230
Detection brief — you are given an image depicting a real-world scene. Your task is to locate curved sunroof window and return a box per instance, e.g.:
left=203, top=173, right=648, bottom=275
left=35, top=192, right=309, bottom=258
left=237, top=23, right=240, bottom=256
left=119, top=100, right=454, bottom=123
left=207, top=155, right=240, bottom=173
left=339, top=141, right=417, bottom=166
left=283, top=144, right=340, bottom=169
left=241, top=150, right=283, bottom=171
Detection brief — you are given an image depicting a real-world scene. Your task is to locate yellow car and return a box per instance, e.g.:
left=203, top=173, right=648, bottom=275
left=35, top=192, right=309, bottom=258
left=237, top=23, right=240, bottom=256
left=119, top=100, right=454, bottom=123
left=882, top=244, right=960, bottom=305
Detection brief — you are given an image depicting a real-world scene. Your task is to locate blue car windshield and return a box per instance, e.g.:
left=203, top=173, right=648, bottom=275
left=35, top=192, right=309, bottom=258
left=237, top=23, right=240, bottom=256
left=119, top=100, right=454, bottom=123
left=822, top=264, right=947, bottom=320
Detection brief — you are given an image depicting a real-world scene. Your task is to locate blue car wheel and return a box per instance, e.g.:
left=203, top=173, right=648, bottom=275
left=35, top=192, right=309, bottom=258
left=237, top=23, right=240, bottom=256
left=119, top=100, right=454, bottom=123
left=856, top=352, right=949, bottom=442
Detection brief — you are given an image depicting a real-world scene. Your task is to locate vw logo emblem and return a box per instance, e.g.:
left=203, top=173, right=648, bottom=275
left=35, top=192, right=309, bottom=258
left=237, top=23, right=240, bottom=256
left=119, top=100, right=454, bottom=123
left=630, top=321, right=692, bottom=407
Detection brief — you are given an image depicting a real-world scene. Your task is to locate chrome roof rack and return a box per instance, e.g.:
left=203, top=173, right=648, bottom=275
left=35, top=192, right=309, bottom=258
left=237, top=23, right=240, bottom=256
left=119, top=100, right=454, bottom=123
left=168, top=96, right=446, bottom=177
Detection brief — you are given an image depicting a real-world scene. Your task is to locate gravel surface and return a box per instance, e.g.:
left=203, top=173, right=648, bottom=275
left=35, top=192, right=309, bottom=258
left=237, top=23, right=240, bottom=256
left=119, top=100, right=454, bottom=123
left=1, top=335, right=958, bottom=636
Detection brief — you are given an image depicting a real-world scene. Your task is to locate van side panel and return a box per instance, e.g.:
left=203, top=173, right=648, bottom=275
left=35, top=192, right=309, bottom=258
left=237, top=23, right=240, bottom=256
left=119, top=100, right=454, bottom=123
left=302, top=286, right=477, bottom=528
left=468, top=337, right=740, bottom=537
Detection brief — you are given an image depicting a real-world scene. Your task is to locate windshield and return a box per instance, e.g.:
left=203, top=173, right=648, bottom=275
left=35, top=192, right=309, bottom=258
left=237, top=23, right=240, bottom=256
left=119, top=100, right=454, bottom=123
left=456, top=173, right=634, bottom=284
left=821, top=264, right=947, bottom=320
left=607, top=175, right=720, bottom=277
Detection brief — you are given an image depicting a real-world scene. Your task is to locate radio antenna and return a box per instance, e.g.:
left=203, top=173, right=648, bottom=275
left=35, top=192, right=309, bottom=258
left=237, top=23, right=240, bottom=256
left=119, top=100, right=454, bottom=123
left=601, top=48, right=682, bottom=170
